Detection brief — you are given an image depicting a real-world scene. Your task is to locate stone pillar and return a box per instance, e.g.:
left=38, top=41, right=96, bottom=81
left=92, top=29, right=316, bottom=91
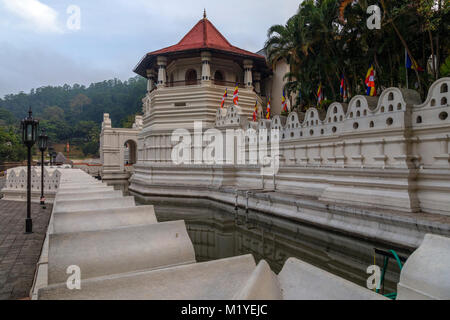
left=156, top=56, right=167, bottom=88
left=201, top=51, right=211, bottom=83
left=243, top=59, right=253, bottom=89
left=254, top=72, right=261, bottom=94
left=146, top=69, right=156, bottom=92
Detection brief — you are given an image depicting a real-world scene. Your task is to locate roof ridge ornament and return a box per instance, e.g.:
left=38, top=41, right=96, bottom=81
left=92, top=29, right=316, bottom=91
left=203, top=9, right=206, bottom=19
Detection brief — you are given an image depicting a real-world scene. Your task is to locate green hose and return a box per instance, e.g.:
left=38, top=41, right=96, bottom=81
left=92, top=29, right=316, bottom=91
left=390, top=249, right=403, bottom=270
left=375, top=249, right=403, bottom=299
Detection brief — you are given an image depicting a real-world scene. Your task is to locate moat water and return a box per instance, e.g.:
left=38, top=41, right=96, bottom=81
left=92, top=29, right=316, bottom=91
left=109, top=180, right=412, bottom=294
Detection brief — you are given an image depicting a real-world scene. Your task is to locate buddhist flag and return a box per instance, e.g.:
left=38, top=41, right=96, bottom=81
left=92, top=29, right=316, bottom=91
left=365, top=65, right=377, bottom=96
left=317, top=83, right=324, bottom=105
left=220, top=88, right=227, bottom=108
left=282, top=90, right=288, bottom=113
left=266, top=97, right=271, bottom=119
left=340, top=74, right=348, bottom=101
left=253, top=100, right=258, bottom=122
left=405, top=50, right=424, bottom=72
left=233, top=86, right=239, bottom=105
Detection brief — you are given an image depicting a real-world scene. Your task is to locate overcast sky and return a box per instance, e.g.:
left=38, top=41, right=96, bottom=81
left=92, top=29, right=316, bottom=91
left=0, top=0, right=301, bottom=97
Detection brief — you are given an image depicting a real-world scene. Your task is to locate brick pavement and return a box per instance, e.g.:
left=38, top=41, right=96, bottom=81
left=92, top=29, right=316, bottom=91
left=0, top=200, right=52, bottom=300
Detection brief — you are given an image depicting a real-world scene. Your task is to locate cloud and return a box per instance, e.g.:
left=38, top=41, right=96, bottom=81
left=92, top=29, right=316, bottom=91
left=0, top=0, right=302, bottom=96
left=1, top=0, right=63, bottom=33
left=0, top=42, right=126, bottom=97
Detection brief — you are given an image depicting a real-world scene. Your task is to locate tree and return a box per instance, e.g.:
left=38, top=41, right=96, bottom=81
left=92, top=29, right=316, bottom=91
left=265, top=0, right=449, bottom=109
left=41, top=106, right=65, bottom=122
left=69, top=93, right=91, bottom=114
left=0, top=126, right=27, bottom=162
left=0, top=108, right=16, bottom=126
left=0, top=76, right=147, bottom=157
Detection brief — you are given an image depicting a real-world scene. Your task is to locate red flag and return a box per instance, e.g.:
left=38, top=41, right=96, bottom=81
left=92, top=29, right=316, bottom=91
left=282, top=90, right=288, bottom=112
left=220, top=88, right=227, bottom=109
left=233, top=86, right=239, bottom=105
left=253, top=100, right=258, bottom=122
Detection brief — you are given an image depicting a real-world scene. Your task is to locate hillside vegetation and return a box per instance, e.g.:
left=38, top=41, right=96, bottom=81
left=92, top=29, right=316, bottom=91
left=0, top=76, right=146, bottom=162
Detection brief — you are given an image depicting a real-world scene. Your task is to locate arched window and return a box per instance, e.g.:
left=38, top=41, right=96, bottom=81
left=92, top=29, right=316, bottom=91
left=214, top=70, right=224, bottom=85
left=185, top=69, right=197, bottom=85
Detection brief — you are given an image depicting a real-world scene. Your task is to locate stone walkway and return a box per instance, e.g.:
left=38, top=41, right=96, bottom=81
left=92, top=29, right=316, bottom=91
left=0, top=200, right=52, bottom=300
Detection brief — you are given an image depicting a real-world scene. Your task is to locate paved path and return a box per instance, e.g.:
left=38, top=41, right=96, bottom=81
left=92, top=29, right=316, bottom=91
left=0, top=200, right=52, bottom=300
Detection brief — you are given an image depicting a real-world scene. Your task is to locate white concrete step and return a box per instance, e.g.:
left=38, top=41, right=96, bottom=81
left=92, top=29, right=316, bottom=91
left=38, top=254, right=256, bottom=300
left=57, top=186, right=114, bottom=194
left=278, top=257, right=387, bottom=300
left=397, top=234, right=450, bottom=300
left=53, top=196, right=136, bottom=213
left=47, top=220, right=196, bottom=285
left=232, top=260, right=282, bottom=300
left=59, top=181, right=104, bottom=188
left=52, top=205, right=157, bottom=234
left=55, top=190, right=123, bottom=202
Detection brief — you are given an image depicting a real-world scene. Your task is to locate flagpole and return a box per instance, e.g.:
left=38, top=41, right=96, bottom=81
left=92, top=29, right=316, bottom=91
left=405, top=48, right=409, bottom=89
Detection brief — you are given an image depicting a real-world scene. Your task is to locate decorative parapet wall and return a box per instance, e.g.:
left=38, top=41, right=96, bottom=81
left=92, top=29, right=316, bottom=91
left=131, top=78, right=450, bottom=216
left=1, top=167, right=61, bottom=202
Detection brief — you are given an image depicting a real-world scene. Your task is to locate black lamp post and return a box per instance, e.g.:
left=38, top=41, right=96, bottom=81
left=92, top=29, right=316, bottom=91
left=21, top=107, right=39, bottom=234
left=38, top=128, right=48, bottom=206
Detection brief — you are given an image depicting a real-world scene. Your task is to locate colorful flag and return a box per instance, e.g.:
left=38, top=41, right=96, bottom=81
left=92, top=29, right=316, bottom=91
left=365, top=65, right=377, bottom=96
left=340, top=74, right=348, bottom=101
left=253, top=100, right=258, bottom=122
left=282, top=90, right=288, bottom=113
left=66, top=141, right=70, bottom=153
left=220, top=88, right=227, bottom=109
left=266, top=97, right=271, bottom=119
left=317, top=83, right=324, bottom=105
left=405, top=50, right=424, bottom=72
left=233, top=86, right=239, bottom=105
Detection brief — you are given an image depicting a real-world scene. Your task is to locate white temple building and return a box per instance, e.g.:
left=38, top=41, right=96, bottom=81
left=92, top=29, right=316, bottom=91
left=98, top=12, right=450, bottom=249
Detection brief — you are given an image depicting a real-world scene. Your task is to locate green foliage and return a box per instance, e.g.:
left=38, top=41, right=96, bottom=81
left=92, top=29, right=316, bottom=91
left=0, top=126, right=27, bottom=162
left=81, top=141, right=99, bottom=156
left=441, top=55, right=450, bottom=77
left=41, top=106, right=65, bottom=121
left=0, top=76, right=146, bottom=158
left=0, top=108, right=16, bottom=126
left=265, top=0, right=449, bottom=110
left=119, top=113, right=140, bottom=128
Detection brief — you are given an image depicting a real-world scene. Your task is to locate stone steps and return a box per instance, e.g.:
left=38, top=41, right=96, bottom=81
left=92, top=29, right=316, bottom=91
left=32, top=168, right=448, bottom=300
left=52, top=205, right=157, bottom=234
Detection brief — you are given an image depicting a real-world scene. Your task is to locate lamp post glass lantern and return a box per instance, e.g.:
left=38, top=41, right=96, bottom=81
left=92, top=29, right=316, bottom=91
left=38, top=129, right=48, bottom=206
left=21, top=108, right=39, bottom=234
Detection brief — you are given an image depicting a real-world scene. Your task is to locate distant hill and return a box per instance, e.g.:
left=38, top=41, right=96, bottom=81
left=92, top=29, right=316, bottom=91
left=0, top=76, right=146, bottom=160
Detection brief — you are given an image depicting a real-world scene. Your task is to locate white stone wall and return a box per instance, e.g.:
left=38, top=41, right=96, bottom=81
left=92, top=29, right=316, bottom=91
left=131, top=78, right=450, bottom=215
left=1, top=167, right=61, bottom=202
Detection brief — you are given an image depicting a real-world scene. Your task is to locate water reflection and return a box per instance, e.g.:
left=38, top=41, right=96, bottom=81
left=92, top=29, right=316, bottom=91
left=132, top=194, right=411, bottom=294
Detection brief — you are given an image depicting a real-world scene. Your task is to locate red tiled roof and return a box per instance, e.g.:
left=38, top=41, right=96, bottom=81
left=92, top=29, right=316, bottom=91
left=148, top=18, right=264, bottom=59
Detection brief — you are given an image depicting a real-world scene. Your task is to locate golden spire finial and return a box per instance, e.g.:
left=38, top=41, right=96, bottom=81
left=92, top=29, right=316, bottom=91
left=203, top=8, right=206, bottom=19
